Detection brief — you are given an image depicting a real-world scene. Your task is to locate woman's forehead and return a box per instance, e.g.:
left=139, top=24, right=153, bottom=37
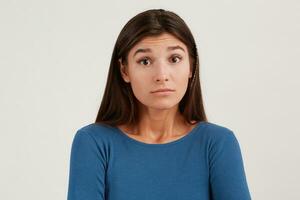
left=129, top=33, right=187, bottom=55
left=137, top=33, right=184, bottom=46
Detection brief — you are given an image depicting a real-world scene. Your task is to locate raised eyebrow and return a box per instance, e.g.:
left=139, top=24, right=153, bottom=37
left=133, top=48, right=151, bottom=57
left=133, top=45, right=185, bottom=57
left=167, top=45, right=185, bottom=53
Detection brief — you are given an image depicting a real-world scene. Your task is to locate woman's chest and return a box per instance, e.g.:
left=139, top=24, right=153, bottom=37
left=105, top=146, right=210, bottom=200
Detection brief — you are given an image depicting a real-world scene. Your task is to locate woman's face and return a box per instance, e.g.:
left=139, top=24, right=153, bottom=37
left=119, top=32, right=192, bottom=110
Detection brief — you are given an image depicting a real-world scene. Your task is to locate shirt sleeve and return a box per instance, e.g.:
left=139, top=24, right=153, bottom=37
left=208, top=130, right=251, bottom=200
left=67, top=129, right=106, bottom=200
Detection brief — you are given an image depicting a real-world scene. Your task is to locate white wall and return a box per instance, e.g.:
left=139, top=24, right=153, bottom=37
left=0, top=0, right=299, bottom=199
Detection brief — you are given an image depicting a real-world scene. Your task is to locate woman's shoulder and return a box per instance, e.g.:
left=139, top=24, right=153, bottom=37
left=73, top=122, right=118, bottom=143
left=200, top=121, right=238, bottom=142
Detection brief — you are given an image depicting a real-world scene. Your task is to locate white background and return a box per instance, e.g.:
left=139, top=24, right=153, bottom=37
left=0, top=0, right=299, bottom=199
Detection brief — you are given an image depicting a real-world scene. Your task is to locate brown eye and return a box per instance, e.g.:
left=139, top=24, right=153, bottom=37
left=170, top=55, right=182, bottom=63
left=138, top=58, right=151, bottom=66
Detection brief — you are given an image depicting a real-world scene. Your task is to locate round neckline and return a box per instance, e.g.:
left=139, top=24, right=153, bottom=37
left=114, top=121, right=206, bottom=147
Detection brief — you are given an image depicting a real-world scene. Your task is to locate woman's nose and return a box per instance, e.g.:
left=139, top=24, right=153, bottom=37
left=155, top=76, right=169, bottom=82
left=154, top=60, right=169, bottom=82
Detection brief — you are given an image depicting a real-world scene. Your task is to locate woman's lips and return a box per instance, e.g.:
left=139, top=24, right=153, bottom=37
left=151, top=89, right=175, bottom=93
left=151, top=90, right=175, bottom=95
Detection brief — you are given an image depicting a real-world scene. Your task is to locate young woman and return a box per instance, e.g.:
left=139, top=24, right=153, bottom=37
left=67, top=8, right=251, bottom=200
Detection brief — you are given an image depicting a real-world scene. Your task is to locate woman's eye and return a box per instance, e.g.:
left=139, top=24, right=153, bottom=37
left=137, top=55, right=181, bottom=66
left=170, top=55, right=182, bottom=63
left=138, top=58, right=151, bottom=66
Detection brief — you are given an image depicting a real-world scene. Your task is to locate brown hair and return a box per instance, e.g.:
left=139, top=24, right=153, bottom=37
left=95, top=8, right=208, bottom=127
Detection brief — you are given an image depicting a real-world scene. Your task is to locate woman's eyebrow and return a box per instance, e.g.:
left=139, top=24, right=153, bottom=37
left=167, top=45, right=185, bottom=52
left=133, top=45, right=185, bottom=57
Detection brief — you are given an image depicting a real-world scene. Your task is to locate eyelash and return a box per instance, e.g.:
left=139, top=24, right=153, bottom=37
left=137, top=55, right=182, bottom=66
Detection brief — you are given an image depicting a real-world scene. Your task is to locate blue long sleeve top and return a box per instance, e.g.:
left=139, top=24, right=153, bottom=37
left=67, top=121, right=251, bottom=200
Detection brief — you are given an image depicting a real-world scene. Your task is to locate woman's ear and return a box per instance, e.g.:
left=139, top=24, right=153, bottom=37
left=119, top=59, right=130, bottom=83
left=189, top=65, right=193, bottom=78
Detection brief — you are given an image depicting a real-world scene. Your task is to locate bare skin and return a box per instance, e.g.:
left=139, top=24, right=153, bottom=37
left=118, top=33, right=197, bottom=144
left=118, top=119, right=198, bottom=144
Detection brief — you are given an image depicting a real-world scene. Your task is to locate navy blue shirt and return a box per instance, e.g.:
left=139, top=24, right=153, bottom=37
left=67, top=121, right=251, bottom=200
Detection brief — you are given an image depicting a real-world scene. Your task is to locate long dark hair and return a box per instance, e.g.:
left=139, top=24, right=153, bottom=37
left=95, top=8, right=208, bottom=127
